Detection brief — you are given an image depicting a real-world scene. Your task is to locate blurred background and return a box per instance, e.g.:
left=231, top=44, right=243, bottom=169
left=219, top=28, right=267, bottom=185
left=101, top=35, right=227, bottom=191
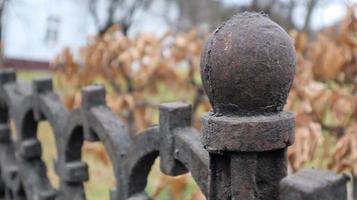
left=1, top=0, right=357, bottom=199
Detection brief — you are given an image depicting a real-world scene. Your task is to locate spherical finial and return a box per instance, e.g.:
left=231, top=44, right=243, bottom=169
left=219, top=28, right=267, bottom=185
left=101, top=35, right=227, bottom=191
left=200, top=12, right=296, bottom=116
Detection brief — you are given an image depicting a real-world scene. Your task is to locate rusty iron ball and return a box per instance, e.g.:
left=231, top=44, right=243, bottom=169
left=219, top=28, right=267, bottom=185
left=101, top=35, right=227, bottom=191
left=200, top=12, right=296, bottom=116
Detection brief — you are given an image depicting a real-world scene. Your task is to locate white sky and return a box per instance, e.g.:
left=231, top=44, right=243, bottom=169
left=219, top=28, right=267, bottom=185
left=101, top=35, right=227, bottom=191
left=3, top=0, right=357, bottom=61
left=223, top=0, right=356, bottom=30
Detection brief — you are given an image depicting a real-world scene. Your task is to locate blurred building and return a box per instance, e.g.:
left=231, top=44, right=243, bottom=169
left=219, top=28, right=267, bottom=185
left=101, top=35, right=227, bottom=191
left=0, top=0, right=349, bottom=69
left=2, top=0, right=91, bottom=69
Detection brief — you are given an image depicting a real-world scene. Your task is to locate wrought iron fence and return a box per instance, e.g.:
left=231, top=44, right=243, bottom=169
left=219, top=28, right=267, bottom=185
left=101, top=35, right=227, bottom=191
left=0, top=12, right=350, bottom=200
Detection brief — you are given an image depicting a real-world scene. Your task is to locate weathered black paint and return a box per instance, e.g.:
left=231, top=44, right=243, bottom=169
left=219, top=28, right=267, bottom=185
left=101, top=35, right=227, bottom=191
left=200, top=12, right=296, bottom=115
left=0, top=12, right=348, bottom=200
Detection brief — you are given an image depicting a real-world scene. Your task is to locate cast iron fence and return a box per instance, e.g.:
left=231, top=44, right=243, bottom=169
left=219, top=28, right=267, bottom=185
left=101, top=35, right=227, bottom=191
left=0, top=12, right=350, bottom=200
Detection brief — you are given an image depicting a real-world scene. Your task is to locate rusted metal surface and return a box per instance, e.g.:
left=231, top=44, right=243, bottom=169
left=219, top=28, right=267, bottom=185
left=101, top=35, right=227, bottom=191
left=201, top=112, right=295, bottom=152
left=0, top=12, right=349, bottom=200
left=280, top=169, right=349, bottom=200
left=200, top=12, right=295, bottom=116
left=200, top=12, right=296, bottom=200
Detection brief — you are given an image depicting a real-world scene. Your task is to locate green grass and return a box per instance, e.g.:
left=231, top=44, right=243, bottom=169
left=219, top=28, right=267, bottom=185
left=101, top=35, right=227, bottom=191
left=16, top=70, right=52, bottom=81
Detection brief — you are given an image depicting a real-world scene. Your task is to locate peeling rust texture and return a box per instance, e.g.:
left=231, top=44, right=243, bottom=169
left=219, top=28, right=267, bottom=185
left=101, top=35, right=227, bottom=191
left=0, top=12, right=348, bottom=200
left=201, top=112, right=295, bottom=152
left=200, top=12, right=296, bottom=116
left=280, top=169, right=349, bottom=200
left=200, top=12, right=297, bottom=200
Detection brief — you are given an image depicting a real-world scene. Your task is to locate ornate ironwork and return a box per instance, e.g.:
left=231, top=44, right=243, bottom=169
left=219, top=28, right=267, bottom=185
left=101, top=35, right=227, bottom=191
left=0, top=12, right=349, bottom=200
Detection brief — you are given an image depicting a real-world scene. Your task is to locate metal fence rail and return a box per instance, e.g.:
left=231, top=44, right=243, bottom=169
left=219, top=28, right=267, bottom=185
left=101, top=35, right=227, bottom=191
left=0, top=12, right=350, bottom=200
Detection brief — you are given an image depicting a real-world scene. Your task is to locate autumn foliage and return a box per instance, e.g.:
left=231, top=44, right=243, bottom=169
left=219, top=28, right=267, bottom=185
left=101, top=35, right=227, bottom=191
left=52, top=26, right=209, bottom=199
left=51, top=10, right=357, bottom=199
left=52, top=26, right=209, bottom=133
left=288, top=9, right=357, bottom=174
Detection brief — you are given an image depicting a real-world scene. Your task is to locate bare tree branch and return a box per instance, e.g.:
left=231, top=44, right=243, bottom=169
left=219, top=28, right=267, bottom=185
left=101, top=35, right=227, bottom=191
left=286, top=0, right=296, bottom=30
left=88, top=0, right=152, bottom=36
left=303, top=0, right=319, bottom=34
left=0, top=0, right=9, bottom=65
left=89, top=0, right=100, bottom=29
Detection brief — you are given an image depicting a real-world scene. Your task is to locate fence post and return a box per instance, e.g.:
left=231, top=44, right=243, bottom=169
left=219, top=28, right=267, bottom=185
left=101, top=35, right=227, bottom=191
left=280, top=169, right=349, bottom=200
left=200, top=12, right=296, bottom=200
